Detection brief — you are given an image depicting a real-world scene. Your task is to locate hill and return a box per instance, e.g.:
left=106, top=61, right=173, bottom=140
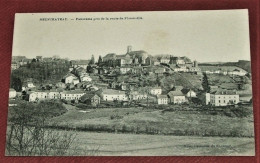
left=199, top=60, right=251, bottom=73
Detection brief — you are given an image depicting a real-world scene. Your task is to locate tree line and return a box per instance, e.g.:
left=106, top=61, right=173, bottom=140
left=10, top=60, right=70, bottom=91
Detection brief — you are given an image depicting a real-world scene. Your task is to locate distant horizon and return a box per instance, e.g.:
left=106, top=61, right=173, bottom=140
left=12, top=52, right=250, bottom=63
left=12, top=10, right=251, bottom=63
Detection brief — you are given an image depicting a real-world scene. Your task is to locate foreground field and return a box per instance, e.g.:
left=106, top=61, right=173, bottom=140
left=68, top=131, right=255, bottom=156
left=50, top=105, right=254, bottom=137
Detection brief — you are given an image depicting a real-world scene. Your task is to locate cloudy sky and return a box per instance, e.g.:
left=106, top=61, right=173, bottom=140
left=12, top=10, right=250, bottom=62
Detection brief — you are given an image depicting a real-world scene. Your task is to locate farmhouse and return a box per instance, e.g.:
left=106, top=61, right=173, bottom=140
left=157, top=95, right=168, bottom=105
left=80, top=93, right=100, bottom=106
left=168, top=90, right=186, bottom=104
left=150, top=87, right=162, bottom=95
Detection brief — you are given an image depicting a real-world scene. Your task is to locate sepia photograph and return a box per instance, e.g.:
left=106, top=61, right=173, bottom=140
left=6, top=10, right=255, bottom=156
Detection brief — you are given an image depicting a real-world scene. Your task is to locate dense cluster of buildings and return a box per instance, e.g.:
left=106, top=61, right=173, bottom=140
left=9, top=46, right=251, bottom=107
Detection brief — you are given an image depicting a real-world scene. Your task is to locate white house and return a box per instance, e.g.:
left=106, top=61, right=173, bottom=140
left=129, top=91, right=148, bottom=101
left=27, top=82, right=35, bottom=88
left=160, top=57, right=170, bottom=64
left=9, top=88, right=16, bottom=98
left=63, top=74, right=78, bottom=84
left=101, top=89, right=128, bottom=101
left=27, top=91, right=49, bottom=102
left=150, top=87, right=162, bottom=95
left=206, top=90, right=239, bottom=106
left=157, top=95, right=168, bottom=105
left=80, top=75, right=92, bottom=82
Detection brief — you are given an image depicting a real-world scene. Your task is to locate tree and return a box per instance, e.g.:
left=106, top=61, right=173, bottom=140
left=89, top=55, right=95, bottom=65
left=97, top=55, right=102, bottom=65
left=10, top=76, right=22, bottom=92
left=202, top=73, right=210, bottom=93
left=6, top=101, right=76, bottom=156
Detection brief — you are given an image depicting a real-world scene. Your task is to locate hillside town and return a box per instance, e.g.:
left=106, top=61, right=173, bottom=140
left=10, top=46, right=252, bottom=108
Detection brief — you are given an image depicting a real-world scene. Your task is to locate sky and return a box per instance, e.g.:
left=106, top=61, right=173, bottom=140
left=12, top=10, right=251, bottom=62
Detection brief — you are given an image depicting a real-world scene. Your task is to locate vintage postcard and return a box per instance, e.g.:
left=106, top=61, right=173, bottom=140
left=6, top=10, right=255, bottom=156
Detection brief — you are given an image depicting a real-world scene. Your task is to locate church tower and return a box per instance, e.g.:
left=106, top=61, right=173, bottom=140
left=127, top=45, right=132, bottom=53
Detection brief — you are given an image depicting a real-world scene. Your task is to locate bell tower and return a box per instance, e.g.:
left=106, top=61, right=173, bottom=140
left=127, top=45, right=132, bottom=53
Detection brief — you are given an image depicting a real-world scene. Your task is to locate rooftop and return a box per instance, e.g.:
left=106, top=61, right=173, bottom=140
left=211, top=90, right=237, bottom=95
left=102, top=89, right=126, bottom=95
left=168, top=90, right=184, bottom=96
left=157, top=95, right=168, bottom=99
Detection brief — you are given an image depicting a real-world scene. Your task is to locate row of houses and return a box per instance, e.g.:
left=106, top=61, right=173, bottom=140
left=15, top=84, right=241, bottom=107
left=204, top=69, right=247, bottom=76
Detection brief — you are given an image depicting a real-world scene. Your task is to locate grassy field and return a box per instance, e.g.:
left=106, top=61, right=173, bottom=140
left=63, top=131, right=255, bottom=156
left=49, top=105, right=254, bottom=137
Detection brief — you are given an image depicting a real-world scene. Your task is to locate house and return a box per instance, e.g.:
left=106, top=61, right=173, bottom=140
left=170, top=57, right=186, bottom=65
left=116, top=54, right=132, bottom=66
left=48, top=89, right=63, bottom=99
left=120, top=83, right=128, bottom=91
left=80, top=75, right=92, bottom=82
left=206, top=90, right=239, bottom=106
left=119, top=67, right=132, bottom=74
left=27, top=89, right=63, bottom=102
left=181, top=88, right=197, bottom=97
left=228, top=69, right=247, bottom=76
left=102, top=53, right=117, bottom=67
left=154, top=68, right=165, bottom=75
left=150, top=87, right=162, bottom=95
left=159, top=57, right=170, bottom=64
left=63, top=74, right=78, bottom=84
left=56, top=82, right=66, bottom=89
left=100, top=89, right=128, bottom=101
left=157, top=95, right=168, bottom=105
left=27, top=82, right=35, bottom=88
left=9, top=88, right=16, bottom=98
left=168, top=90, right=186, bottom=104
left=71, top=60, right=90, bottom=69
left=73, top=79, right=80, bottom=85
left=154, top=61, right=160, bottom=65
left=79, top=93, right=100, bottom=106
left=129, top=91, right=148, bottom=101
left=60, top=90, right=86, bottom=100
left=11, top=62, right=19, bottom=70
